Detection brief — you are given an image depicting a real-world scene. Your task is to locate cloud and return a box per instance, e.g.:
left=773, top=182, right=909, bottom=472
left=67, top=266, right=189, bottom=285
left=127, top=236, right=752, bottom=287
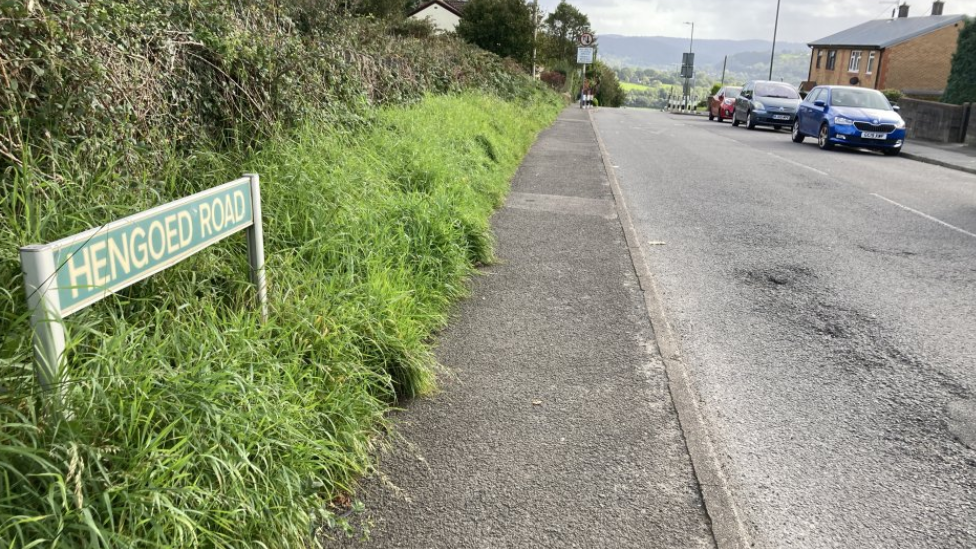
left=537, top=0, right=976, bottom=42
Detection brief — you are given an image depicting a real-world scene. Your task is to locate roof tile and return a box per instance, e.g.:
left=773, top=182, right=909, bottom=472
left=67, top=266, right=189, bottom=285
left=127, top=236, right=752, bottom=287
left=808, top=14, right=966, bottom=48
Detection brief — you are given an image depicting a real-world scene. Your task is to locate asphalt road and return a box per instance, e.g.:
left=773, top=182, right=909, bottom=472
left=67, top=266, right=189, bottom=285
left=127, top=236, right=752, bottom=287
left=594, top=110, right=976, bottom=548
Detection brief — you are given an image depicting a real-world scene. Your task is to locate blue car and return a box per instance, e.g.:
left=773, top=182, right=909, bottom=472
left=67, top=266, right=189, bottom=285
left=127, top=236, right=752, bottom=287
left=792, top=86, right=906, bottom=156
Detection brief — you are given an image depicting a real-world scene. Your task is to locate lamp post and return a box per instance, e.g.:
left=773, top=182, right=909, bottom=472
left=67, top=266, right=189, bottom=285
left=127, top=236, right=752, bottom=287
left=531, top=0, right=540, bottom=78
left=769, top=0, right=782, bottom=80
left=683, top=22, right=694, bottom=110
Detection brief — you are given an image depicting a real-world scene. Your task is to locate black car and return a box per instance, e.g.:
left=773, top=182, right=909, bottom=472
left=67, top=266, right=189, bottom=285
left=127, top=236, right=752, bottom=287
left=732, top=80, right=802, bottom=130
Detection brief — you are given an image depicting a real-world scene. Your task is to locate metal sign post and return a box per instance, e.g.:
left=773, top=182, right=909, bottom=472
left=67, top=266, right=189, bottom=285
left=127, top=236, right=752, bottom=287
left=577, top=45, right=595, bottom=107
left=577, top=32, right=596, bottom=108
left=19, top=174, right=269, bottom=398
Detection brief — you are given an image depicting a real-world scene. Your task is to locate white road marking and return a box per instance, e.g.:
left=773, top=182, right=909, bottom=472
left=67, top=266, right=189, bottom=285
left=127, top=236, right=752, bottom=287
left=871, top=193, right=976, bottom=239
left=765, top=151, right=829, bottom=176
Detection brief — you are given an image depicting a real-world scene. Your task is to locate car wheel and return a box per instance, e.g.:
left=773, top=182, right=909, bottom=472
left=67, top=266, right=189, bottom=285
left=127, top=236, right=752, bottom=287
left=731, top=109, right=740, bottom=127
left=709, top=110, right=715, bottom=121
left=718, top=114, right=724, bottom=123
left=746, top=111, right=757, bottom=130
left=818, top=124, right=834, bottom=150
left=882, top=147, right=901, bottom=157
left=791, top=121, right=805, bottom=143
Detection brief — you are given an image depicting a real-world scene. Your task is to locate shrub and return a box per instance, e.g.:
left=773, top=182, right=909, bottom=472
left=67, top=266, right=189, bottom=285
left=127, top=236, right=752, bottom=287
left=882, top=89, right=904, bottom=103
left=541, top=70, right=567, bottom=90
left=944, top=16, right=976, bottom=104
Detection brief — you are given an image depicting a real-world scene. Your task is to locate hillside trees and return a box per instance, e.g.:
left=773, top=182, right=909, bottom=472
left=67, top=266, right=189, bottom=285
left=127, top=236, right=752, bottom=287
left=943, top=17, right=976, bottom=104
left=457, top=0, right=535, bottom=65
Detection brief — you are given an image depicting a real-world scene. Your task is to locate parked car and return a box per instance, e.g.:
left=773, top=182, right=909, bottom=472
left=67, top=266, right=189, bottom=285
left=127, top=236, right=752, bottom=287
left=792, top=86, right=906, bottom=155
left=732, top=81, right=801, bottom=130
left=708, top=86, right=742, bottom=122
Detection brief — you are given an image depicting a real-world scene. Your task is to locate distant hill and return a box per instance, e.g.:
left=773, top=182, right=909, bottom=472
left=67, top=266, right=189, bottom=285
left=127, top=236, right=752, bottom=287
left=597, top=34, right=811, bottom=84
left=597, top=34, right=808, bottom=68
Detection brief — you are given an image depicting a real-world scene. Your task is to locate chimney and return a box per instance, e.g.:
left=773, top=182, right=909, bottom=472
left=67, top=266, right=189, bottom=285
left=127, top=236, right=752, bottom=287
left=898, top=3, right=910, bottom=17
left=932, top=1, right=945, bottom=15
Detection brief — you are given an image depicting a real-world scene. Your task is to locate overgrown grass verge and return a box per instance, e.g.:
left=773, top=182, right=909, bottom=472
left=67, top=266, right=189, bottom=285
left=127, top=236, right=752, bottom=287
left=0, top=90, right=562, bottom=548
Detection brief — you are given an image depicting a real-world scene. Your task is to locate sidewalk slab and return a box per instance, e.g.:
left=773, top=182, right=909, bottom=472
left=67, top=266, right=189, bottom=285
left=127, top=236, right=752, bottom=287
left=321, top=107, right=715, bottom=548
left=901, top=140, right=976, bottom=175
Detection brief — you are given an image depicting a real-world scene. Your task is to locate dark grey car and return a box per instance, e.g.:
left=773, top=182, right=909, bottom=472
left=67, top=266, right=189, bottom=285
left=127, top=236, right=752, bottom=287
left=732, top=80, right=802, bottom=130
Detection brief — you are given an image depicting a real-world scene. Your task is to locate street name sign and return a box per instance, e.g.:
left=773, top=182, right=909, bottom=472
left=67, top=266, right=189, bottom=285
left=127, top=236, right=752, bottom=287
left=577, top=47, right=595, bottom=64
left=20, top=174, right=268, bottom=394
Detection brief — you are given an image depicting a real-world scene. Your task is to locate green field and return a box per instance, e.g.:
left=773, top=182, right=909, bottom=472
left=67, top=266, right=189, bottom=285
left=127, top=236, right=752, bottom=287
left=620, top=81, right=652, bottom=92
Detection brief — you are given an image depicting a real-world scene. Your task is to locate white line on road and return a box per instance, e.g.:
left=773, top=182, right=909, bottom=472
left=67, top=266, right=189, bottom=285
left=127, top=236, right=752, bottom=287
left=871, top=193, right=976, bottom=239
left=765, top=152, right=829, bottom=176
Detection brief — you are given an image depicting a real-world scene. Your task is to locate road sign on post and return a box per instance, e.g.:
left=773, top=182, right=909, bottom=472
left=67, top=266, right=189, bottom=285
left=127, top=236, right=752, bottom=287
left=19, top=174, right=269, bottom=398
left=681, top=52, right=695, bottom=78
left=578, top=32, right=594, bottom=47
left=577, top=47, right=595, bottom=64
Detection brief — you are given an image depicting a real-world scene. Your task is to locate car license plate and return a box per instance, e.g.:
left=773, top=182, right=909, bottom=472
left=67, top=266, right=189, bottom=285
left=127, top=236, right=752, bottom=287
left=862, top=131, right=887, bottom=139
left=773, top=115, right=790, bottom=120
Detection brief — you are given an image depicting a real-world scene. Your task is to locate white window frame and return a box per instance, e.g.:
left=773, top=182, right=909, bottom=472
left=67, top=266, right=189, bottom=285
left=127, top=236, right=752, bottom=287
left=866, top=51, right=876, bottom=74
left=848, top=50, right=862, bottom=73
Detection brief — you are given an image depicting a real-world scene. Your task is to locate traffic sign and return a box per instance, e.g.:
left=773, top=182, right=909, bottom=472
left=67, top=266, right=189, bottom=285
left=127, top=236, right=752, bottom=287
left=577, top=47, right=595, bottom=64
left=579, top=32, right=594, bottom=47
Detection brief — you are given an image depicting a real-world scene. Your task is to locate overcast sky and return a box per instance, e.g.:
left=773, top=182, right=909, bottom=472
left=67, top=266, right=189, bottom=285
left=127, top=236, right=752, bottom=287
left=538, top=0, right=976, bottom=43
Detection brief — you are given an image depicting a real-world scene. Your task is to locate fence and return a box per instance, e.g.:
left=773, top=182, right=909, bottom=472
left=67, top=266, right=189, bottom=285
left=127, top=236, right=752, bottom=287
left=664, top=94, right=706, bottom=114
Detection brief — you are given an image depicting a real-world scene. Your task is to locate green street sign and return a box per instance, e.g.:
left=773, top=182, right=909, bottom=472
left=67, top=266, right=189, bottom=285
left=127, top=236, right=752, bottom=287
left=49, top=178, right=252, bottom=315
left=20, top=174, right=268, bottom=397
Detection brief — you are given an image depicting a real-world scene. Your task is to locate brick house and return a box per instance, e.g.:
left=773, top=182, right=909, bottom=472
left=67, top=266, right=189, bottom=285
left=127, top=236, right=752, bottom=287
left=407, top=0, right=467, bottom=33
left=805, top=1, right=966, bottom=98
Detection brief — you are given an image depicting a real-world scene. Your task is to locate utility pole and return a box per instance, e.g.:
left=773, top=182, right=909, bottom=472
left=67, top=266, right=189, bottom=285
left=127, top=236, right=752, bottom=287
left=683, top=21, right=695, bottom=111
left=769, top=0, right=782, bottom=80
left=721, top=55, right=728, bottom=87
left=531, top=0, right=540, bottom=78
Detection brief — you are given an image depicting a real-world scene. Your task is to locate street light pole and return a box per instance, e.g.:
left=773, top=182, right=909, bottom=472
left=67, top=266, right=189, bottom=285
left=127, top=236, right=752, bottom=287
left=531, top=0, right=540, bottom=78
left=769, top=0, right=782, bottom=80
left=684, top=21, right=695, bottom=111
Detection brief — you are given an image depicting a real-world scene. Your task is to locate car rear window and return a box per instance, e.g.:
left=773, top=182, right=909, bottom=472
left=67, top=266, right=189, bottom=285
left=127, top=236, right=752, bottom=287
left=755, top=83, right=799, bottom=99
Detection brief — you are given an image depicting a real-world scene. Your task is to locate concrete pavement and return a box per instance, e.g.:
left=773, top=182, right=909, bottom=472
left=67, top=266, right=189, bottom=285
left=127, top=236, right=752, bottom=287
left=321, top=107, right=716, bottom=548
left=901, top=139, right=976, bottom=175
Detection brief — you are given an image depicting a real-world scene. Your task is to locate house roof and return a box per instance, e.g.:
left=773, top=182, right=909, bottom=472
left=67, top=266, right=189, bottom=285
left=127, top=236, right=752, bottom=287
left=808, top=14, right=966, bottom=49
left=407, top=0, right=465, bottom=18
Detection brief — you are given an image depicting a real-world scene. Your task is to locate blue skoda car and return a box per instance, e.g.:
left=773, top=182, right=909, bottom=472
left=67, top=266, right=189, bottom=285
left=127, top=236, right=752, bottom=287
left=792, top=86, right=906, bottom=156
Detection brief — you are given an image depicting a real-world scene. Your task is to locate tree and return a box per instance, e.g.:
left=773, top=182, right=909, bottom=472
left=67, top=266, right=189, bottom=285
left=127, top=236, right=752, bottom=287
left=356, top=0, right=410, bottom=18
left=540, top=1, right=590, bottom=64
left=943, top=17, right=976, bottom=104
left=590, top=61, right=625, bottom=107
left=457, top=0, right=535, bottom=66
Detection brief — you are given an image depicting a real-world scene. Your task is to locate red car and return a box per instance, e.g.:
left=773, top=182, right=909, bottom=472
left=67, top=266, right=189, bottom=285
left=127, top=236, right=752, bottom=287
left=708, top=86, right=742, bottom=122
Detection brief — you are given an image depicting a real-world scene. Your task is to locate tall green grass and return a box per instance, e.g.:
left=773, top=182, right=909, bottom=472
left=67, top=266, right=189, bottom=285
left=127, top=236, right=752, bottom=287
left=0, top=91, right=562, bottom=548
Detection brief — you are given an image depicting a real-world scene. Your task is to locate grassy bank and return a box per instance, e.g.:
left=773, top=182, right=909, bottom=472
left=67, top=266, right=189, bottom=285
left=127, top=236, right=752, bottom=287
left=0, top=91, right=562, bottom=548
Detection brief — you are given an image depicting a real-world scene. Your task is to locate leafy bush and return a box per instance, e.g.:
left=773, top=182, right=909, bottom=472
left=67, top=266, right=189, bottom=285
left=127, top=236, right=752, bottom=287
left=0, top=0, right=537, bottom=179
left=541, top=70, right=567, bottom=90
left=943, top=16, right=976, bottom=104
left=882, top=88, right=905, bottom=103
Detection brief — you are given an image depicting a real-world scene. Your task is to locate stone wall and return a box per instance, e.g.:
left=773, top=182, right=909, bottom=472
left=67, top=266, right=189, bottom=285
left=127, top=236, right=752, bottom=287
left=897, top=97, right=969, bottom=143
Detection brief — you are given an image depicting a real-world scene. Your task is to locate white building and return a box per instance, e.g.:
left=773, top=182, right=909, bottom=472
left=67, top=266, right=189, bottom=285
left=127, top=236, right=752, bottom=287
left=407, top=0, right=466, bottom=33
